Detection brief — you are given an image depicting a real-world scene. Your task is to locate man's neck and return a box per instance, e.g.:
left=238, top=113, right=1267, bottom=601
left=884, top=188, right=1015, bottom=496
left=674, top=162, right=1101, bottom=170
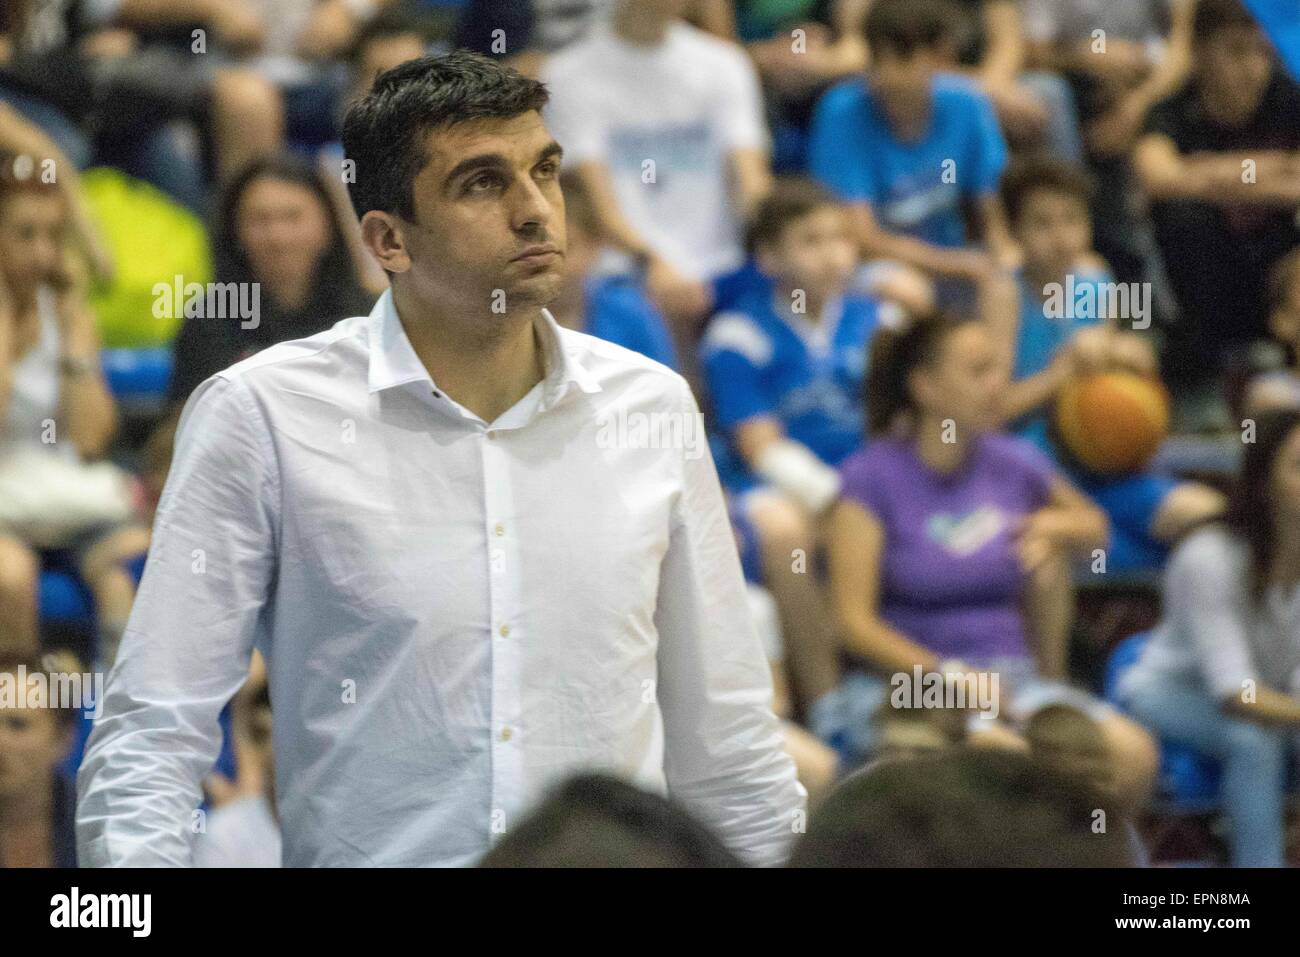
left=392, top=285, right=548, bottom=424
left=612, top=5, right=672, bottom=46
left=548, top=278, right=587, bottom=332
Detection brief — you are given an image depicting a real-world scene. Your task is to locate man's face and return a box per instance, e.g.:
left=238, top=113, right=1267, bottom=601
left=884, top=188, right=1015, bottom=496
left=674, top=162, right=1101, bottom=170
left=377, top=111, right=567, bottom=329
left=1200, top=26, right=1273, bottom=115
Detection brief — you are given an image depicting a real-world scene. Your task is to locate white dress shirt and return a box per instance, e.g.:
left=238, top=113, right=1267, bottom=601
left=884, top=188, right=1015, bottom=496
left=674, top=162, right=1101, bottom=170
left=77, top=289, right=804, bottom=867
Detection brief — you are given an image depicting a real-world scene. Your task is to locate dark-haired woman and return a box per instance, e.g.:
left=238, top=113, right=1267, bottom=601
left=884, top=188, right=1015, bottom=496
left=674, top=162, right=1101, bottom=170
left=167, top=155, right=377, bottom=406
left=1118, top=409, right=1300, bottom=867
left=823, top=313, right=1158, bottom=801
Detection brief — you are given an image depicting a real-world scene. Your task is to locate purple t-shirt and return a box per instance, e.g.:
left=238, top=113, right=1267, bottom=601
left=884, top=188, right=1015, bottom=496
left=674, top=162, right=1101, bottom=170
left=839, top=433, right=1056, bottom=663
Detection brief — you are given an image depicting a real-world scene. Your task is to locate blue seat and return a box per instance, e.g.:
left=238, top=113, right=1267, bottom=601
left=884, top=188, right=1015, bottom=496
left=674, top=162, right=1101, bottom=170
left=1103, top=632, right=1223, bottom=808
left=39, top=568, right=95, bottom=623
left=100, top=347, right=173, bottom=415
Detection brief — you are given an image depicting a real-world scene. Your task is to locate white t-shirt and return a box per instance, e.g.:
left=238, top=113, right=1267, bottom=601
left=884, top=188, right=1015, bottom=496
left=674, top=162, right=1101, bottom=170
left=542, top=21, right=769, bottom=279
left=1, top=287, right=66, bottom=455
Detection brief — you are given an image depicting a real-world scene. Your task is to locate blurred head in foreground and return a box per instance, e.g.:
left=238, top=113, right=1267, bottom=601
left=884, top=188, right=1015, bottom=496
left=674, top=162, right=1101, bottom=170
left=479, top=773, right=742, bottom=868
left=790, top=747, right=1133, bottom=867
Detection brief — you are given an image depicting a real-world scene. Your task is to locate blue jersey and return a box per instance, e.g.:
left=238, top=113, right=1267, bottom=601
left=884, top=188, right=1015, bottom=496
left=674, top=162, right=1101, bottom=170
left=1011, top=267, right=1176, bottom=571
left=808, top=74, right=1007, bottom=249
left=1011, top=267, right=1111, bottom=453
left=583, top=273, right=679, bottom=371
left=700, top=287, right=884, bottom=492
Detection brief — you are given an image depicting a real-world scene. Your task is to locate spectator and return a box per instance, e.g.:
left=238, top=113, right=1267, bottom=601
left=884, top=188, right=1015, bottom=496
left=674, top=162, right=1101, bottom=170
left=725, top=1, right=869, bottom=172
left=193, top=656, right=280, bottom=867
left=541, top=0, right=773, bottom=328
left=1241, top=247, right=1300, bottom=416
left=700, top=178, right=885, bottom=723
left=1023, top=0, right=1195, bottom=161
left=546, top=171, right=678, bottom=368
left=939, top=0, right=1086, bottom=164
left=455, top=0, right=614, bottom=63
left=1118, top=408, right=1300, bottom=867
left=821, top=312, right=1158, bottom=798
left=789, top=747, right=1134, bottom=866
left=0, top=154, right=146, bottom=659
left=168, top=155, right=376, bottom=407
left=478, top=772, right=743, bottom=867
left=994, top=156, right=1225, bottom=571
left=0, top=649, right=79, bottom=867
left=1022, top=0, right=1195, bottom=312
left=343, top=5, right=448, bottom=111
left=1134, top=0, right=1300, bottom=400
left=0, top=0, right=286, bottom=206
left=807, top=0, right=1014, bottom=315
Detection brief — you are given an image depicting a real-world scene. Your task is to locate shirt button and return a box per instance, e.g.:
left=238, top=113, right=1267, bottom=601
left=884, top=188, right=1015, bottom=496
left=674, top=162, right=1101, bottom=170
left=494, top=523, right=505, bottom=537
left=487, top=430, right=497, bottom=440
left=499, top=624, right=510, bottom=637
left=500, top=727, right=513, bottom=742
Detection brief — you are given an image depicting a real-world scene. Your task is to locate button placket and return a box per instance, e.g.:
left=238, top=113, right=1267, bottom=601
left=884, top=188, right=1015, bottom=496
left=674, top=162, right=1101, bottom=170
left=481, top=427, right=523, bottom=837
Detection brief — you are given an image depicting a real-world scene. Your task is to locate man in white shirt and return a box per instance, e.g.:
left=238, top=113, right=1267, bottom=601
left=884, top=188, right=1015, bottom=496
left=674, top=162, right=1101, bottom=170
left=541, top=0, right=773, bottom=323
left=77, top=50, right=804, bottom=867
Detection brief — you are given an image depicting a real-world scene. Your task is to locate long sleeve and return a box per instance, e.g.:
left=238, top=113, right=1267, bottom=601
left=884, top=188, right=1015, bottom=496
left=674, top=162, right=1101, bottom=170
left=1166, top=530, right=1258, bottom=702
left=653, top=379, right=806, bottom=867
left=77, top=374, right=279, bottom=866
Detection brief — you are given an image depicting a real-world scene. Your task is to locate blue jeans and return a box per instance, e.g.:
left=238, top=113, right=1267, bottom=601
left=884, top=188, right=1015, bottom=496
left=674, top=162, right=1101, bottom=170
left=1120, top=670, right=1290, bottom=867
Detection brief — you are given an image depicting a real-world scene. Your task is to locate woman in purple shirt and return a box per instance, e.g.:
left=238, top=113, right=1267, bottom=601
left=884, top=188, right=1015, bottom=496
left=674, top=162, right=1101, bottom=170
left=823, top=312, right=1157, bottom=802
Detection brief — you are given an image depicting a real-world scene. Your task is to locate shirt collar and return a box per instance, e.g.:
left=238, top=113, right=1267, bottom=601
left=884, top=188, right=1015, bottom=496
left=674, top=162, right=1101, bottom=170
left=366, top=288, right=603, bottom=407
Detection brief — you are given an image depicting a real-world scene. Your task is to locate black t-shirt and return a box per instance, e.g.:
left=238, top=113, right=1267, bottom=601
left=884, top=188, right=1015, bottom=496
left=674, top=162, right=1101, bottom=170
left=167, top=286, right=378, bottom=406
left=1145, top=69, right=1300, bottom=154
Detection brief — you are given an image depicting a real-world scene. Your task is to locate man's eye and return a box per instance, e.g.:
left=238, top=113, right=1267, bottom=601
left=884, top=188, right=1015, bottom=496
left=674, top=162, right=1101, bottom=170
left=536, top=161, right=559, bottom=178
left=467, top=174, right=502, bottom=193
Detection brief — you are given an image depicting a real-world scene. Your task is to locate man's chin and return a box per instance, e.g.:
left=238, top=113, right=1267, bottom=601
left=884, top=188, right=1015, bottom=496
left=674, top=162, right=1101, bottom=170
left=503, top=273, right=564, bottom=310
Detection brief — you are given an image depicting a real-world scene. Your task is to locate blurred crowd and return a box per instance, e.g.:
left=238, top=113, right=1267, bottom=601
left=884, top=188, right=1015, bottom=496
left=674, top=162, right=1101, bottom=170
left=3, top=0, right=1300, bottom=867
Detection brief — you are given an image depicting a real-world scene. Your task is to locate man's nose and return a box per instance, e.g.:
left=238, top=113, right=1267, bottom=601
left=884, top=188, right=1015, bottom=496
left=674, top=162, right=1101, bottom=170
left=511, top=176, right=553, bottom=231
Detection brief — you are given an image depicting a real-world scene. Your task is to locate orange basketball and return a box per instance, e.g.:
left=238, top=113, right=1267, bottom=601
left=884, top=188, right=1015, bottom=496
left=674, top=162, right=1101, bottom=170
left=1054, top=372, right=1170, bottom=476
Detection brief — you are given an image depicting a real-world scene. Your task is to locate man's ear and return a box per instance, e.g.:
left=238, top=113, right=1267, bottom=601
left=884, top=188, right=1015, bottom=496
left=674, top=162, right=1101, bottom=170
left=360, top=211, right=412, bottom=274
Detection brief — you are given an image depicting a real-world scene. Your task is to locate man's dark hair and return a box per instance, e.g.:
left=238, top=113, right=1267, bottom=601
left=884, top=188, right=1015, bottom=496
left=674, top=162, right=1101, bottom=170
left=342, top=50, right=549, bottom=221
left=1001, top=155, right=1096, bottom=225
left=790, top=748, right=1134, bottom=867
left=1193, top=0, right=1260, bottom=44
left=478, top=773, right=743, bottom=867
left=864, top=0, right=956, bottom=57
left=747, top=177, right=838, bottom=255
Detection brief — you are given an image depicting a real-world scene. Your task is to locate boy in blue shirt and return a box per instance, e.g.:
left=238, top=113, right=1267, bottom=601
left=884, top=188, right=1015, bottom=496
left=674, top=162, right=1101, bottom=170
left=807, top=0, right=1016, bottom=300
left=701, top=177, right=888, bottom=720
left=993, top=157, right=1224, bottom=571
